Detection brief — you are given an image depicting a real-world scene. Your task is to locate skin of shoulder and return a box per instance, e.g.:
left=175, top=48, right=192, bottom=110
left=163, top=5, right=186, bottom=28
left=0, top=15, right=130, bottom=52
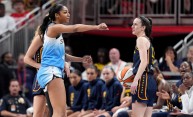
left=136, top=37, right=150, bottom=50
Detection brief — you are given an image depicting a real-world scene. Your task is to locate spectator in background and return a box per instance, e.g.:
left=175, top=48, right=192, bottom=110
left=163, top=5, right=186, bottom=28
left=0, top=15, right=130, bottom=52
left=112, top=86, right=132, bottom=117
left=1, top=0, right=13, bottom=14
left=15, top=54, right=35, bottom=102
left=154, top=61, right=192, bottom=117
left=10, top=0, right=30, bottom=26
left=0, top=3, right=16, bottom=36
left=94, top=48, right=108, bottom=74
left=176, top=61, right=192, bottom=88
left=81, top=61, right=93, bottom=81
left=23, top=0, right=39, bottom=11
left=169, top=61, right=192, bottom=110
left=0, top=52, right=16, bottom=98
left=86, top=66, right=123, bottom=117
left=0, top=52, right=16, bottom=78
left=182, top=46, right=193, bottom=69
left=157, top=72, right=193, bottom=117
left=152, top=60, right=170, bottom=109
left=66, top=69, right=88, bottom=117
left=159, top=46, right=180, bottom=73
left=79, top=65, right=104, bottom=116
left=184, top=0, right=191, bottom=14
left=107, top=48, right=127, bottom=78
left=0, top=79, right=32, bottom=117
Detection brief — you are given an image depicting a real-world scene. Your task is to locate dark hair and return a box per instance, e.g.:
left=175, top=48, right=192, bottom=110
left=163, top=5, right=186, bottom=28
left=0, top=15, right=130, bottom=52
left=163, top=46, right=177, bottom=61
left=188, top=61, right=193, bottom=71
left=39, top=4, right=64, bottom=40
left=12, top=0, right=24, bottom=6
left=1, top=52, right=10, bottom=63
left=181, top=61, right=193, bottom=71
left=0, top=3, right=5, bottom=9
left=138, top=16, right=152, bottom=40
left=9, top=79, right=19, bottom=86
left=97, top=48, right=108, bottom=64
left=184, top=71, right=193, bottom=79
left=103, top=65, right=116, bottom=77
left=71, top=69, right=82, bottom=77
left=87, top=65, right=99, bottom=74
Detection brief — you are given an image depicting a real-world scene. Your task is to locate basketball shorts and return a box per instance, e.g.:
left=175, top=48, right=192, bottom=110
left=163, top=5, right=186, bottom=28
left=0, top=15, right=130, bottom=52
left=32, top=74, right=44, bottom=96
left=132, top=72, right=157, bottom=106
left=37, top=66, right=63, bottom=88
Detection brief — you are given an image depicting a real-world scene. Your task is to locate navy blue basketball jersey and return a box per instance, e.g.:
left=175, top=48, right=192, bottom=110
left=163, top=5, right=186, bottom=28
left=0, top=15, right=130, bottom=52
left=32, top=46, right=44, bottom=95
left=132, top=42, right=155, bottom=74
left=34, top=46, right=43, bottom=64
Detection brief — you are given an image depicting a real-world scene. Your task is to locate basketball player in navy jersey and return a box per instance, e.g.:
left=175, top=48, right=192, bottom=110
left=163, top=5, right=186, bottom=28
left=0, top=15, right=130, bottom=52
left=24, top=27, right=48, bottom=117
left=130, top=16, right=157, bottom=117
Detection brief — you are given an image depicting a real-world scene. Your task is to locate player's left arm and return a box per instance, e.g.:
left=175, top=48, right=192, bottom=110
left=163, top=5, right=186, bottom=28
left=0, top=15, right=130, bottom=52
left=65, top=54, right=83, bottom=62
left=65, top=54, right=92, bottom=63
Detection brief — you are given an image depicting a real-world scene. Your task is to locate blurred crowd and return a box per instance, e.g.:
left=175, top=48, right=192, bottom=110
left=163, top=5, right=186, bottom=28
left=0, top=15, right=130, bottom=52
left=0, top=44, right=193, bottom=116
left=100, top=0, right=193, bottom=15
left=0, top=0, right=51, bottom=37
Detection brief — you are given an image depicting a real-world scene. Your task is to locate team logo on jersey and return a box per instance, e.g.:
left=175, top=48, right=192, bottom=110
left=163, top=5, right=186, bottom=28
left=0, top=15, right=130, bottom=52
left=87, top=88, right=91, bottom=97
left=60, top=39, right=64, bottom=44
left=103, top=91, right=106, bottom=98
left=70, top=93, right=74, bottom=105
left=125, top=88, right=130, bottom=96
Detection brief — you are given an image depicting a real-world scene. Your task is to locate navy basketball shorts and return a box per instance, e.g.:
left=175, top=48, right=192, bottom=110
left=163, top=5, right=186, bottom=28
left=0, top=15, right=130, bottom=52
left=132, top=72, right=157, bottom=106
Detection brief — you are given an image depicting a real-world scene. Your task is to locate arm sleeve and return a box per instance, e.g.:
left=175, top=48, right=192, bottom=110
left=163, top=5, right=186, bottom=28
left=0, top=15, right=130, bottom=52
left=95, top=82, right=104, bottom=109
left=180, top=92, right=193, bottom=114
left=188, top=91, right=193, bottom=114
left=66, top=87, right=71, bottom=107
left=81, top=84, right=88, bottom=110
left=100, top=85, right=106, bottom=110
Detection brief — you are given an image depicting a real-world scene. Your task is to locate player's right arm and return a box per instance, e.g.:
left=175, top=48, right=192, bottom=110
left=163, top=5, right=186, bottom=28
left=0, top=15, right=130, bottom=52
left=24, top=35, right=43, bottom=69
left=47, top=23, right=108, bottom=37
